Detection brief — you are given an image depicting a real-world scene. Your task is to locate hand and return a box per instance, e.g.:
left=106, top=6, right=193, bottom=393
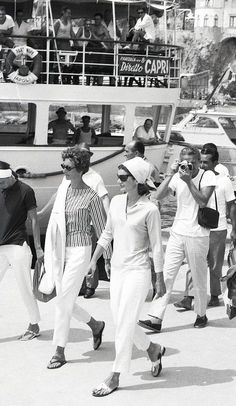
left=178, top=167, right=192, bottom=184
left=87, top=259, right=97, bottom=278
left=36, top=248, right=44, bottom=262
left=170, top=159, right=180, bottom=174
left=230, top=229, right=236, bottom=246
left=154, top=273, right=166, bottom=299
left=104, top=259, right=111, bottom=280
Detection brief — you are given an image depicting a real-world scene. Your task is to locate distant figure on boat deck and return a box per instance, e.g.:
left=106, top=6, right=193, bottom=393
left=103, top=9, right=121, bottom=40
left=0, top=6, right=14, bottom=49
left=12, top=9, right=29, bottom=47
left=75, top=18, right=92, bottom=48
left=91, top=13, right=111, bottom=49
left=48, top=107, right=76, bottom=145
left=76, top=115, right=97, bottom=145
left=54, top=6, right=75, bottom=51
left=125, top=7, right=155, bottom=49
left=133, top=119, right=160, bottom=145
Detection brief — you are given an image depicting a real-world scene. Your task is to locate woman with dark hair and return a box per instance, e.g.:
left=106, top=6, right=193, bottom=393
left=88, top=156, right=165, bottom=396
left=42, top=145, right=111, bottom=369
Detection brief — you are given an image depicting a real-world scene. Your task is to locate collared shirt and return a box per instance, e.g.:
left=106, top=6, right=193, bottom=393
left=134, top=14, right=155, bottom=42
left=65, top=186, right=111, bottom=259
left=169, top=169, right=216, bottom=237
left=0, top=180, right=36, bottom=246
left=83, top=168, right=108, bottom=198
left=98, top=194, right=163, bottom=273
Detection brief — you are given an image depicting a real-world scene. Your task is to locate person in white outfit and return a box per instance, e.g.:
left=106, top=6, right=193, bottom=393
left=88, top=156, right=165, bottom=397
left=139, top=146, right=216, bottom=332
left=44, top=146, right=111, bottom=369
left=0, top=160, right=43, bottom=340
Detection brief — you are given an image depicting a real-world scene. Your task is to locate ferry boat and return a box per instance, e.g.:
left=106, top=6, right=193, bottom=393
left=0, top=0, right=181, bottom=231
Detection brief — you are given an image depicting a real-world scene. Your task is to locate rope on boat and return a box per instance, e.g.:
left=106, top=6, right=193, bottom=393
left=19, top=147, right=125, bottom=179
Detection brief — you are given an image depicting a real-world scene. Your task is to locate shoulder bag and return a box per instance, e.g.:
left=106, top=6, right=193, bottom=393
left=33, top=260, right=56, bottom=303
left=197, top=172, right=219, bottom=229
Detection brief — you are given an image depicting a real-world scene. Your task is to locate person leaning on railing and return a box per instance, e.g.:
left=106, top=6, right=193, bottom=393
left=0, top=6, right=14, bottom=49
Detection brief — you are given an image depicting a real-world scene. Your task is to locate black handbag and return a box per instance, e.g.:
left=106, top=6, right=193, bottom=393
left=197, top=172, right=219, bottom=229
left=33, top=260, right=56, bottom=303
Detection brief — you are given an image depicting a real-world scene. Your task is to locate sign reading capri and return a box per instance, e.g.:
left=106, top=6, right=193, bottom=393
left=118, top=55, right=170, bottom=77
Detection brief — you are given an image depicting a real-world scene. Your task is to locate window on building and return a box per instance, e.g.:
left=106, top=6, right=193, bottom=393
left=203, top=15, right=209, bottom=27
left=229, top=16, right=236, bottom=28
left=214, top=14, right=218, bottom=27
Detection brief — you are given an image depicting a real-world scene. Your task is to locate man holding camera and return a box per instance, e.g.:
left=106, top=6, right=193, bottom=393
left=139, top=146, right=216, bottom=332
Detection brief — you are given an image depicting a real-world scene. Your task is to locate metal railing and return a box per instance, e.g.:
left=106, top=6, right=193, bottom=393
left=0, top=35, right=182, bottom=87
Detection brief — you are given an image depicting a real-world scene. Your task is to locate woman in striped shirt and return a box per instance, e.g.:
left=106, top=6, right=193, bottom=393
left=46, top=146, right=111, bottom=369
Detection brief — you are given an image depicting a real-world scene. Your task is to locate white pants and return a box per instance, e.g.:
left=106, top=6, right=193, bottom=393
left=110, top=267, right=151, bottom=373
left=148, top=231, right=209, bottom=319
left=53, top=246, right=92, bottom=347
left=0, top=242, right=40, bottom=324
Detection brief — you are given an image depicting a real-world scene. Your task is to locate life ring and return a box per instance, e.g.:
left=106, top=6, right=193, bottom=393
left=5, top=45, right=42, bottom=85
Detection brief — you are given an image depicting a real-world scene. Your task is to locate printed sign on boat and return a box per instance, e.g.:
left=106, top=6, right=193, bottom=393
left=118, top=55, right=170, bottom=77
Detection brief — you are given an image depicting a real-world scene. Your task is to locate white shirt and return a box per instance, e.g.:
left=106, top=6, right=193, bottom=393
left=98, top=194, right=163, bottom=273
left=169, top=169, right=216, bottom=237
left=12, top=21, right=29, bottom=46
left=134, top=125, right=156, bottom=141
left=0, top=15, right=14, bottom=31
left=134, top=14, right=155, bottom=42
left=83, top=168, right=108, bottom=198
left=215, top=163, right=230, bottom=177
left=208, top=174, right=235, bottom=231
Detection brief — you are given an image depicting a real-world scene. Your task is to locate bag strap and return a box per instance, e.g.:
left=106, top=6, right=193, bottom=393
left=198, top=171, right=218, bottom=211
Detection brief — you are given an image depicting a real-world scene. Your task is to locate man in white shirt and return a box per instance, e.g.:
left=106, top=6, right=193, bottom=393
left=12, top=9, right=29, bottom=47
left=139, top=146, right=216, bottom=332
left=174, top=145, right=236, bottom=309
left=131, top=7, right=155, bottom=46
left=133, top=119, right=159, bottom=145
left=0, top=6, right=14, bottom=48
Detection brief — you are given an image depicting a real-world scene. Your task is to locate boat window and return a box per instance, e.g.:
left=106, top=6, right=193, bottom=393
left=186, top=116, right=218, bottom=129
left=48, top=104, right=125, bottom=146
left=0, top=103, right=36, bottom=146
left=219, top=117, right=236, bottom=145
left=134, top=105, right=172, bottom=142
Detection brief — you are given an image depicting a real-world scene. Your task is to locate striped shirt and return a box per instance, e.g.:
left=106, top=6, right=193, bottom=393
left=65, top=186, right=111, bottom=258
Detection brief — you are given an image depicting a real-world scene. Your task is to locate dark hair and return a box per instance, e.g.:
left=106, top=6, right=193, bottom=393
left=0, top=6, right=6, bottom=13
left=131, top=140, right=145, bottom=155
left=203, top=143, right=217, bottom=150
left=144, top=118, right=153, bottom=125
left=62, top=146, right=90, bottom=174
left=61, top=6, right=71, bottom=16
left=118, top=164, right=150, bottom=196
left=180, top=146, right=200, bottom=161
left=94, top=13, right=103, bottom=19
left=0, top=161, right=10, bottom=169
left=82, top=115, right=90, bottom=121
left=137, top=6, right=146, bottom=13
left=201, top=146, right=219, bottom=162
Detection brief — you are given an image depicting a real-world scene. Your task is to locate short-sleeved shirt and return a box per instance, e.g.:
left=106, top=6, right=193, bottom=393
left=134, top=14, right=155, bottom=42
left=12, top=21, right=29, bottom=46
left=208, top=174, right=235, bottom=231
left=134, top=125, right=156, bottom=141
left=0, top=15, right=15, bottom=31
left=169, top=169, right=216, bottom=237
left=83, top=168, right=108, bottom=198
left=215, top=163, right=230, bottom=177
left=0, top=180, right=37, bottom=246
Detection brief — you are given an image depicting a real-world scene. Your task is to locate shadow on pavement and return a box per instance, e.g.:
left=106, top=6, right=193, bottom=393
left=129, top=366, right=236, bottom=390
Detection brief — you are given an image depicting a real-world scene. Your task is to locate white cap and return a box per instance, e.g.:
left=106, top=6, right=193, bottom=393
left=0, top=169, right=12, bottom=179
left=122, top=157, right=156, bottom=189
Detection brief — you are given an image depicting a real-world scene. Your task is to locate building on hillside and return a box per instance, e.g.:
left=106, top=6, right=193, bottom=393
left=195, top=0, right=236, bottom=42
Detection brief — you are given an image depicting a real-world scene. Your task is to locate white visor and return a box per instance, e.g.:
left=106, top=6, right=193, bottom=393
left=0, top=169, right=12, bottom=179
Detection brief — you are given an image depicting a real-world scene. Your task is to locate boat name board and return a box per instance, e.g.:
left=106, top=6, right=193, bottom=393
left=118, top=55, right=170, bottom=77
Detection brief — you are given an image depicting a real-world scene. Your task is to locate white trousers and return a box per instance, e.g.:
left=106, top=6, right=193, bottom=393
left=148, top=231, right=209, bottom=319
left=0, top=242, right=40, bottom=324
left=53, top=246, right=92, bottom=347
left=110, top=267, right=151, bottom=373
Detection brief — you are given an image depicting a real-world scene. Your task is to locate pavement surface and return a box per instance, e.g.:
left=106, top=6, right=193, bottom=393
left=0, top=228, right=236, bottom=406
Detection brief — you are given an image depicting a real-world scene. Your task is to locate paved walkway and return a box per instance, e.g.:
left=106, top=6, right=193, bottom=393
left=0, top=231, right=236, bottom=406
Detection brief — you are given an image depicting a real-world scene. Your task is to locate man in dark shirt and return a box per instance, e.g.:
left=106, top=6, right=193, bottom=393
left=0, top=161, right=43, bottom=340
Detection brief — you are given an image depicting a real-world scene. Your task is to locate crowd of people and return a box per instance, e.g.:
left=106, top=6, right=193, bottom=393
left=0, top=137, right=235, bottom=396
left=0, top=4, right=165, bottom=85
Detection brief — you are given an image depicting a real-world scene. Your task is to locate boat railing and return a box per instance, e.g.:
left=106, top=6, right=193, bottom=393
left=0, top=36, right=182, bottom=88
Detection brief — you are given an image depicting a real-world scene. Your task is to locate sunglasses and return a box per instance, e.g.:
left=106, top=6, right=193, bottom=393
left=117, top=174, right=132, bottom=182
left=61, top=163, right=76, bottom=171
left=137, top=11, right=144, bottom=14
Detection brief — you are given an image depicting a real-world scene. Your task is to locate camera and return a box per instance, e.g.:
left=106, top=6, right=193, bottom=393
left=179, top=160, right=193, bottom=171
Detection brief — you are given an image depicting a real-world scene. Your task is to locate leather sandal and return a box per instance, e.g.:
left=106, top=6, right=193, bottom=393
left=151, top=346, right=166, bottom=377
